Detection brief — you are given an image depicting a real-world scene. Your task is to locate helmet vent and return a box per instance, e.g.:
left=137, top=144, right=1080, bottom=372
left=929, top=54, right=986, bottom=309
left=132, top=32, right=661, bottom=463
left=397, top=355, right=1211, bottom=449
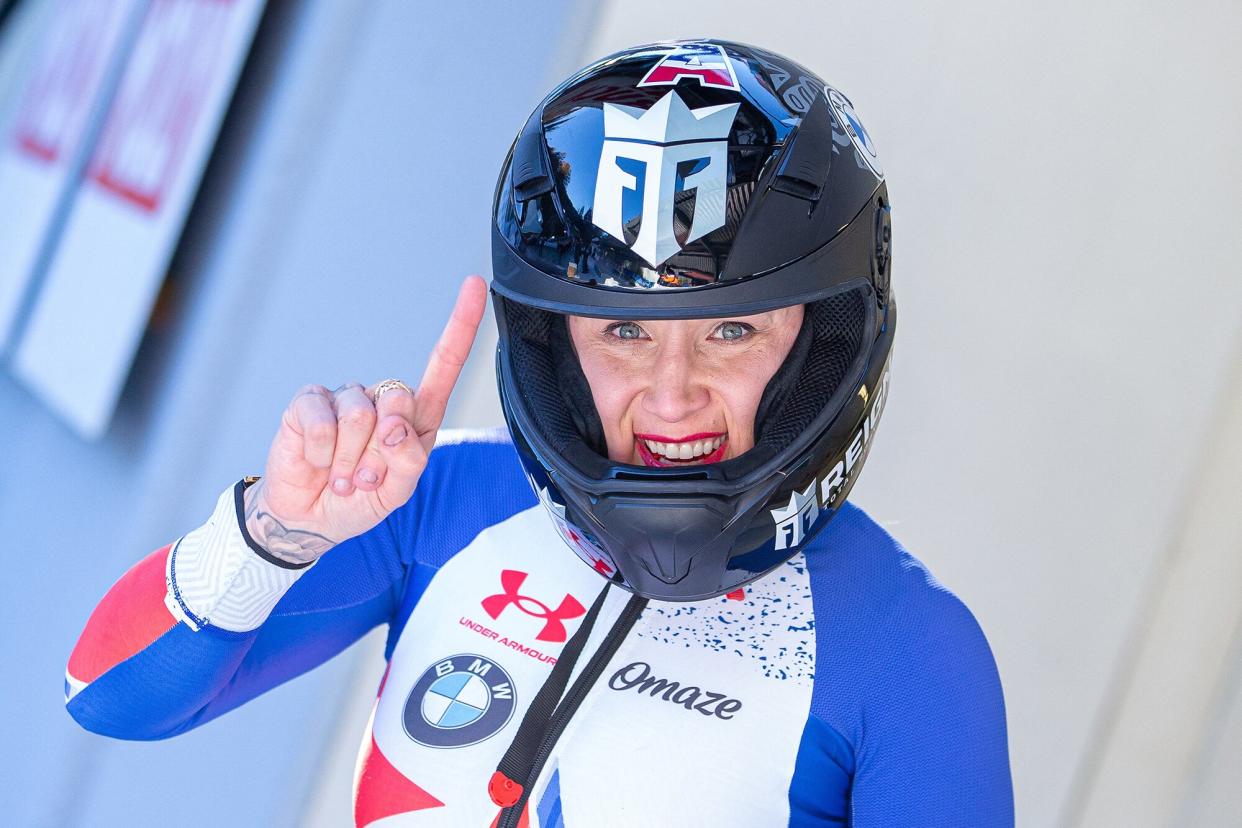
left=770, top=94, right=834, bottom=204
left=611, top=468, right=713, bottom=482
left=512, top=113, right=554, bottom=202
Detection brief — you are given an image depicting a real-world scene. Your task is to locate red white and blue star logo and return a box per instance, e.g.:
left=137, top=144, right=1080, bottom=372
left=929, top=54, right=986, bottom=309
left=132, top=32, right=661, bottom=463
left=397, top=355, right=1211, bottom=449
left=638, top=43, right=739, bottom=91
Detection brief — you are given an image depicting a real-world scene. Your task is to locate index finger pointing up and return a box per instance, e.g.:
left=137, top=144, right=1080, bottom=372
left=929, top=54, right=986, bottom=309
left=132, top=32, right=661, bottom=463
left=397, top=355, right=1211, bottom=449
left=411, top=275, right=489, bottom=446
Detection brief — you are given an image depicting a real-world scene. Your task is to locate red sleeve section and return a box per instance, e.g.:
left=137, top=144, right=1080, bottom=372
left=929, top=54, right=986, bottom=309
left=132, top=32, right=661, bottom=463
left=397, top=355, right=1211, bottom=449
left=68, top=544, right=179, bottom=684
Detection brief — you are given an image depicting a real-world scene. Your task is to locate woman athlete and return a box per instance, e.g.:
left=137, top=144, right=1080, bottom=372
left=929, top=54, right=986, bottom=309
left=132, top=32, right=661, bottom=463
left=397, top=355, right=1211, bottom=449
left=66, top=40, right=1013, bottom=826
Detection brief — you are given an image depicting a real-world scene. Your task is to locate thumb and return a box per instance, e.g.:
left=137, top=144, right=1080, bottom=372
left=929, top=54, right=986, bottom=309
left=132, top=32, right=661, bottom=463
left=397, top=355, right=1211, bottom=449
left=373, top=414, right=429, bottom=513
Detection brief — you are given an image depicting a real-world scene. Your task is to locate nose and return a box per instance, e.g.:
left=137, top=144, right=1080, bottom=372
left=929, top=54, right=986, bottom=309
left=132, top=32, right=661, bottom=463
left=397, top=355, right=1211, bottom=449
left=641, top=349, right=711, bottom=425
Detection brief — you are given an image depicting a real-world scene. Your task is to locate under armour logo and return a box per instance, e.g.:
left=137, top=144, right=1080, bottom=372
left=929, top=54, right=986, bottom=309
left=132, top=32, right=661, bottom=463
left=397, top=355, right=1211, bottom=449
left=481, top=570, right=586, bottom=643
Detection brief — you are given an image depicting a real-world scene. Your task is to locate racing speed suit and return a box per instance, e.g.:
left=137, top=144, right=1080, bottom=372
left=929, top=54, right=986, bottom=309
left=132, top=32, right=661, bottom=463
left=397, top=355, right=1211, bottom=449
left=66, top=430, right=1014, bottom=826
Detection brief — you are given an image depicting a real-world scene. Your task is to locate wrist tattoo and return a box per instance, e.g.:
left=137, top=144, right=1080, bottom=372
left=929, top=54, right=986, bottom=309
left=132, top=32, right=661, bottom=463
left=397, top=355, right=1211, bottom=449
left=244, top=480, right=335, bottom=565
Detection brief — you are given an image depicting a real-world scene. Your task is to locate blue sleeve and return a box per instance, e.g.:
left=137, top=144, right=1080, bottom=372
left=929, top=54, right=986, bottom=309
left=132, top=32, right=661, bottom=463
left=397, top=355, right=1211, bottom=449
left=846, top=590, right=1013, bottom=826
left=67, top=430, right=533, bottom=741
left=794, top=505, right=1014, bottom=827
left=66, top=504, right=407, bottom=740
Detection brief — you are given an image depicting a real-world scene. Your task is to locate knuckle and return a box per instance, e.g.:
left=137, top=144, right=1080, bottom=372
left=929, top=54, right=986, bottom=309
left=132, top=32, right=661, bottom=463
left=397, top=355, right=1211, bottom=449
left=306, top=421, right=336, bottom=444
left=340, top=406, right=377, bottom=430
left=292, top=391, right=330, bottom=421
left=295, top=383, right=329, bottom=398
left=433, top=342, right=465, bottom=368
left=379, top=392, right=415, bottom=415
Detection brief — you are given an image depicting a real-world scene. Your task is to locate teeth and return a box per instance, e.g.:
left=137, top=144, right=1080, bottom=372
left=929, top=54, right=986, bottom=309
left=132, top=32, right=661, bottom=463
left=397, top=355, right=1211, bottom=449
left=643, top=435, right=725, bottom=460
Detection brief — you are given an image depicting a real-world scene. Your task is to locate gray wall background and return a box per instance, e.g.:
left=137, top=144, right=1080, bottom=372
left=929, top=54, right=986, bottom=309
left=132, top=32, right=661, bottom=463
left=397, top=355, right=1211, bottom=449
left=2, top=1, right=1240, bottom=826
left=571, top=1, right=1241, bottom=825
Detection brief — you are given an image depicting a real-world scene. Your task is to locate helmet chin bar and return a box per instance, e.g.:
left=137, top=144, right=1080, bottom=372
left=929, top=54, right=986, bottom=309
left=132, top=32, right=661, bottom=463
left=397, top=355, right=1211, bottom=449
left=593, top=495, right=737, bottom=598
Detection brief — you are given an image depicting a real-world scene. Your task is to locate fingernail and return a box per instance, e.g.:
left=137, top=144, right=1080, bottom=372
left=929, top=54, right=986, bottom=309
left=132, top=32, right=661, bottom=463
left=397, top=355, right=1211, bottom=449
left=384, top=425, right=408, bottom=447
left=357, top=468, right=378, bottom=485
left=332, top=478, right=351, bottom=495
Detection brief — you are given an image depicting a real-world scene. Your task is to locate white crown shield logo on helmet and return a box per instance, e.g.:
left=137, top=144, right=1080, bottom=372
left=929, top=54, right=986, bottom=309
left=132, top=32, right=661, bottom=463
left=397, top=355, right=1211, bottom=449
left=770, top=481, right=819, bottom=551
left=592, top=90, right=739, bottom=267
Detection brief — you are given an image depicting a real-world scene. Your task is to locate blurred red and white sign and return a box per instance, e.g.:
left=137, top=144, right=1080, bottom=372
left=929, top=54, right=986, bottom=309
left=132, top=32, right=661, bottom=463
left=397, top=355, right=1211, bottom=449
left=0, top=0, right=141, bottom=345
left=89, top=0, right=235, bottom=213
left=11, top=0, right=135, bottom=165
left=13, top=0, right=267, bottom=439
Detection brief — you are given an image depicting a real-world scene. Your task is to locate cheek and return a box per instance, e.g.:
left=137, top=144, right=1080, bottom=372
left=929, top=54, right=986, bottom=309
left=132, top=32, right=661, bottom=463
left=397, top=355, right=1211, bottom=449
left=576, top=353, right=643, bottom=457
left=716, top=378, right=764, bottom=451
left=711, top=345, right=792, bottom=451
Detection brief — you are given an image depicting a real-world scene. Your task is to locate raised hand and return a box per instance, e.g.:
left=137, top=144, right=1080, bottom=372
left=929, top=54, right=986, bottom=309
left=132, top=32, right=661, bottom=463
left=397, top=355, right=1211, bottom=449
left=243, top=276, right=488, bottom=564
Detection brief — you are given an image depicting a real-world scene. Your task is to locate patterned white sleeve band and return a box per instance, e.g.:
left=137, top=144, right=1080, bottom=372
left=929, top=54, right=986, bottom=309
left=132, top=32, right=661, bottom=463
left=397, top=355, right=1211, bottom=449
left=164, top=480, right=315, bottom=633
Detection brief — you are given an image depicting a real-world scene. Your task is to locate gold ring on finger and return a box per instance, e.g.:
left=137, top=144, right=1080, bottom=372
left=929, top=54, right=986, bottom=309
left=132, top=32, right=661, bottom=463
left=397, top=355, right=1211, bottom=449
left=372, top=378, right=413, bottom=404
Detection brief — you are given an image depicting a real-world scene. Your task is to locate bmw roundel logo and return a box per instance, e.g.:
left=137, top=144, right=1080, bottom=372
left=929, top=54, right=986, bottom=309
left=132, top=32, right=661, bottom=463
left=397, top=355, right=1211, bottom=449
left=403, top=654, right=516, bottom=748
left=826, top=86, right=883, bottom=178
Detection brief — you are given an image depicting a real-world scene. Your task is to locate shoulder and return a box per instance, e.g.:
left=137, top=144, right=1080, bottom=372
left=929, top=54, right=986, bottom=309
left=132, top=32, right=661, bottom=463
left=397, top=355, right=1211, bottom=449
left=803, top=502, right=1013, bottom=822
left=427, top=426, right=524, bottom=463
left=805, top=501, right=1006, bottom=733
left=389, top=427, right=537, bottom=568
left=804, top=501, right=979, bottom=630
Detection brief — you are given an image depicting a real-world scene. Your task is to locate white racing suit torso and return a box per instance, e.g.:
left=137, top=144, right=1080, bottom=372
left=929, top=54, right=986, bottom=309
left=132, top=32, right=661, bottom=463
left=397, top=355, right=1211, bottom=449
left=65, top=431, right=1014, bottom=827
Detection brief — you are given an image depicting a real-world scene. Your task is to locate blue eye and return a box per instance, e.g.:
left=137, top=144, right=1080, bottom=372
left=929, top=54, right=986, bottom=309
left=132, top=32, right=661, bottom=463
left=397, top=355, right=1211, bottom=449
left=607, top=322, right=646, bottom=340
left=713, top=321, right=753, bottom=341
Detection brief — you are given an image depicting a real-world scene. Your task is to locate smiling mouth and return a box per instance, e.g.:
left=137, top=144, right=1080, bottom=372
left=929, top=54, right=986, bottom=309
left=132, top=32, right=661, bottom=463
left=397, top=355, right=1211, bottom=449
left=634, top=433, right=728, bottom=467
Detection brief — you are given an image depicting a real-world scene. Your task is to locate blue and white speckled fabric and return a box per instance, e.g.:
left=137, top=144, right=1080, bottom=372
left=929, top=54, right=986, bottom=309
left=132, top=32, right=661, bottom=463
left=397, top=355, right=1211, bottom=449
left=636, top=553, right=816, bottom=685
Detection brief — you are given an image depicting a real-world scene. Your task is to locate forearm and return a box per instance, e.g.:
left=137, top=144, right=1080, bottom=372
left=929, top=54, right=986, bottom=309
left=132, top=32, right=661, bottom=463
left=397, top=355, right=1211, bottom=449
left=66, top=481, right=317, bottom=738
left=65, top=420, right=429, bottom=739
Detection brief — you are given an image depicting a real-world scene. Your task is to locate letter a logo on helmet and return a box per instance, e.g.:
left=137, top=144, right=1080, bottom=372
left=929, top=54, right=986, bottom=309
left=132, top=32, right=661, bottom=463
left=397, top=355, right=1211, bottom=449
left=637, top=43, right=740, bottom=91
left=592, top=92, right=739, bottom=267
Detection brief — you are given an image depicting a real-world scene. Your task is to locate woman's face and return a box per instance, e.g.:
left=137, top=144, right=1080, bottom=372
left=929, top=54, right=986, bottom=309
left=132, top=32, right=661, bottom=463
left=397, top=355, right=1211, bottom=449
left=566, top=306, right=805, bottom=467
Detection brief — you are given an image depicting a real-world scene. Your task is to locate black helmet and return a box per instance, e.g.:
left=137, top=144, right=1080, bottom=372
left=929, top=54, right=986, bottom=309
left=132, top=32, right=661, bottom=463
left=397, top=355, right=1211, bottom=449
left=492, top=39, right=895, bottom=601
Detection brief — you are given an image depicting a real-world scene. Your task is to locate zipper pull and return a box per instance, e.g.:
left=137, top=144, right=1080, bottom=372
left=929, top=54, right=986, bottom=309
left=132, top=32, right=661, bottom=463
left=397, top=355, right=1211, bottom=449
left=489, top=770, right=523, bottom=807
